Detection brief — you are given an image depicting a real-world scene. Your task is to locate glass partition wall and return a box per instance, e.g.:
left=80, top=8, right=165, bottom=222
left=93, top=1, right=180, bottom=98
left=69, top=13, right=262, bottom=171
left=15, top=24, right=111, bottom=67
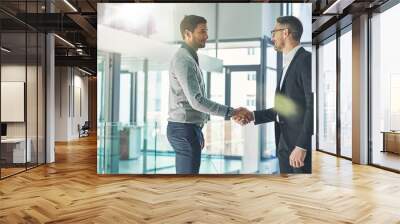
left=316, top=25, right=353, bottom=160
left=317, top=35, right=337, bottom=155
left=0, top=2, right=46, bottom=179
left=339, top=27, right=352, bottom=159
left=315, top=0, right=400, bottom=172
left=370, top=3, right=400, bottom=172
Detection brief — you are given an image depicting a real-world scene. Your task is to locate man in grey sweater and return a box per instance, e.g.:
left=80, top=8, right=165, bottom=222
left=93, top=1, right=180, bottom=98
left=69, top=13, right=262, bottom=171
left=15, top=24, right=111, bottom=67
left=167, top=15, right=245, bottom=174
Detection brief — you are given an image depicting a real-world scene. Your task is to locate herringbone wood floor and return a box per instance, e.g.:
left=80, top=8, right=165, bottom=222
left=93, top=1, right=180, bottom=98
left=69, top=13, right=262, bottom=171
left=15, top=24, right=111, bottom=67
left=1, top=135, right=400, bottom=224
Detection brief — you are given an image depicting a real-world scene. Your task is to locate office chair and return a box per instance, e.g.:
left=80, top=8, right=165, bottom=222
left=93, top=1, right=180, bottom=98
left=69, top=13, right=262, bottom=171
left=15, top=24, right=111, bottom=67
left=79, top=121, right=90, bottom=138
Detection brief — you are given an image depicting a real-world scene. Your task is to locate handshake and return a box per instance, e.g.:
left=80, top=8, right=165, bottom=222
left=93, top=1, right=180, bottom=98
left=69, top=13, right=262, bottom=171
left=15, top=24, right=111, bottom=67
left=232, top=107, right=254, bottom=125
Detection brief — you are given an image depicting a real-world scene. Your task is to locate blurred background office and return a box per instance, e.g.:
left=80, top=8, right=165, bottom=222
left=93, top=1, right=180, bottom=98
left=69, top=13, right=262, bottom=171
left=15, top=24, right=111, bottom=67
left=96, top=3, right=313, bottom=174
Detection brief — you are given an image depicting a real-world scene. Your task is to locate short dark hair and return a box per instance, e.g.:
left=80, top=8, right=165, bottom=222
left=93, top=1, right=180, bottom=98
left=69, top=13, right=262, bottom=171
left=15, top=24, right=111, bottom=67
left=180, top=15, right=207, bottom=39
left=276, top=16, right=303, bottom=42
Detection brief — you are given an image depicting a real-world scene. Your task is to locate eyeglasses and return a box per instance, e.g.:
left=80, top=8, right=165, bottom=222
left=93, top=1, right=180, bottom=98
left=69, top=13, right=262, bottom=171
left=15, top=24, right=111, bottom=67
left=270, top=28, right=287, bottom=36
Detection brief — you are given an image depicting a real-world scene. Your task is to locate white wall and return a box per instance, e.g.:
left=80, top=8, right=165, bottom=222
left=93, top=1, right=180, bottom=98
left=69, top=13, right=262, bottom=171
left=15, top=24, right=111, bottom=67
left=173, top=3, right=217, bottom=41
left=262, top=4, right=281, bottom=38
left=1, top=65, right=26, bottom=140
left=1, top=64, right=46, bottom=163
left=218, top=3, right=262, bottom=40
left=55, top=66, right=69, bottom=141
left=1, top=65, right=36, bottom=137
left=55, top=67, right=89, bottom=141
left=72, top=73, right=89, bottom=138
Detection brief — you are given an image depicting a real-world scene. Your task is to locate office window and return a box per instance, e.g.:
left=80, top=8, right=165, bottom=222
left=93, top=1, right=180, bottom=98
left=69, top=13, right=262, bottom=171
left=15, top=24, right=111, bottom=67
left=390, top=75, right=400, bottom=128
left=119, top=73, right=131, bottom=123
left=136, top=71, right=145, bottom=125
left=265, top=44, right=277, bottom=108
left=340, top=28, right=352, bottom=158
left=97, top=56, right=105, bottom=123
left=155, top=99, right=161, bottom=112
left=318, top=36, right=337, bottom=154
left=231, top=71, right=257, bottom=112
left=210, top=71, right=225, bottom=121
left=247, top=48, right=256, bottom=55
left=246, top=95, right=256, bottom=107
left=247, top=73, right=256, bottom=81
left=264, top=44, right=278, bottom=157
left=222, top=70, right=258, bottom=160
left=208, top=40, right=262, bottom=169
left=371, top=4, right=400, bottom=171
left=217, top=41, right=260, bottom=65
left=147, top=71, right=166, bottom=122
left=292, top=4, right=312, bottom=43
left=197, top=42, right=217, bottom=58
left=147, top=71, right=169, bottom=151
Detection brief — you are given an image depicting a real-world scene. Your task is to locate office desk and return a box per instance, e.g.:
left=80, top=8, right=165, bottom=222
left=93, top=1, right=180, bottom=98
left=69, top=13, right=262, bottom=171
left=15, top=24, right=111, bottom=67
left=1, top=138, right=31, bottom=163
left=382, top=131, right=400, bottom=154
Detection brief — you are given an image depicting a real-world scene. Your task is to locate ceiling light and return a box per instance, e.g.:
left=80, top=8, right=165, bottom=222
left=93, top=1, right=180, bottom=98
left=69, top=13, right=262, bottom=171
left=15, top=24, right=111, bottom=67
left=323, top=0, right=354, bottom=15
left=54, top=34, right=75, bottom=48
left=323, top=0, right=341, bottom=14
left=78, top=67, right=93, bottom=76
left=63, top=0, right=78, bottom=12
left=1, top=47, right=11, bottom=53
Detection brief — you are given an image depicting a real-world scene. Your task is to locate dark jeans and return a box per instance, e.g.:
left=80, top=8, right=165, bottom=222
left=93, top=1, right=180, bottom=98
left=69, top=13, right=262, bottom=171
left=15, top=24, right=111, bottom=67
left=167, top=122, right=204, bottom=174
left=277, top=133, right=311, bottom=174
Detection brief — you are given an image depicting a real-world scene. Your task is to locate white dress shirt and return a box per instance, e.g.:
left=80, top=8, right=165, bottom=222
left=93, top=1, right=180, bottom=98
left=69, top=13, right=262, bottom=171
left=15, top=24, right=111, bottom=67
left=279, top=45, right=301, bottom=91
left=276, top=45, right=301, bottom=122
left=251, top=45, right=302, bottom=123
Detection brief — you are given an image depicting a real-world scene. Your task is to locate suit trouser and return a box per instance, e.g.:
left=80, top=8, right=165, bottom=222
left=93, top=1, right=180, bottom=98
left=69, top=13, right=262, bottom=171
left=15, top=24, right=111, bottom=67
left=167, top=122, right=204, bottom=174
left=277, top=133, right=311, bottom=174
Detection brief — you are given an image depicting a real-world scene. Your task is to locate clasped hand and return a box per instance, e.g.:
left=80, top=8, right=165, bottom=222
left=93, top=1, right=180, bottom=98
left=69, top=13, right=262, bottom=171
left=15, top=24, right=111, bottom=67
left=232, top=107, right=254, bottom=125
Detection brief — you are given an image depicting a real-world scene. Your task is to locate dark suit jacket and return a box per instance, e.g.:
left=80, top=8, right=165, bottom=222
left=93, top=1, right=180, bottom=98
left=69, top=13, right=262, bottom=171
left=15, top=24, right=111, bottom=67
left=254, top=47, right=313, bottom=152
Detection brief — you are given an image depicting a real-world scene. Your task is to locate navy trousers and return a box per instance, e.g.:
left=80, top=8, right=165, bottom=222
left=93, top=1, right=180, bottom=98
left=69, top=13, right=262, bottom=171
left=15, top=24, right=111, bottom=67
left=167, top=122, right=204, bottom=174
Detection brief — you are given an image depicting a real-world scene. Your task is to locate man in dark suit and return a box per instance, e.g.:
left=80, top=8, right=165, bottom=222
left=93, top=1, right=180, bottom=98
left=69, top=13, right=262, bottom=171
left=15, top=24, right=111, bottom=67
left=234, top=16, right=313, bottom=173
